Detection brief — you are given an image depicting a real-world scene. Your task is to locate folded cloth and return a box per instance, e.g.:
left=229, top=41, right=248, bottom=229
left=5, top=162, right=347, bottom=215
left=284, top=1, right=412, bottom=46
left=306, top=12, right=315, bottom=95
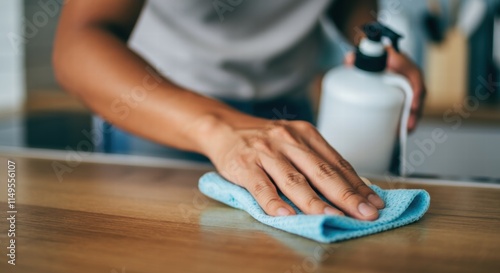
left=199, top=172, right=431, bottom=243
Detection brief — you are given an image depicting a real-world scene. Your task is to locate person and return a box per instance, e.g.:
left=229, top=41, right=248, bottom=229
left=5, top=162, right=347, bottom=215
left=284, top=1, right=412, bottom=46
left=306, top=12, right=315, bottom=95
left=53, top=0, right=425, bottom=221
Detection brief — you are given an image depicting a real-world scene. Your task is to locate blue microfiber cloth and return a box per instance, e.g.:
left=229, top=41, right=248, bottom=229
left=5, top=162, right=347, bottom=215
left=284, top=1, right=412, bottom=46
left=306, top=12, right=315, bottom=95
left=199, top=172, right=431, bottom=243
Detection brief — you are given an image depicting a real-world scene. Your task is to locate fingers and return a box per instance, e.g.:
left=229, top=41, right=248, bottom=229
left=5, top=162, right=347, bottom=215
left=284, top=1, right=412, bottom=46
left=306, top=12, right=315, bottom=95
left=344, top=51, right=355, bottom=66
left=386, top=47, right=426, bottom=132
left=259, top=153, right=344, bottom=216
left=335, top=158, right=385, bottom=209
left=216, top=120, right=385, bottom=220
left=238, top=166, right=295, bottom=217
left=282, top=145, right=380, bottom=221
left=299, top=126, right=385, bottom=209
left=405, top=71, right=425, bottom=132
left=408, top=112, right=418, bottom=132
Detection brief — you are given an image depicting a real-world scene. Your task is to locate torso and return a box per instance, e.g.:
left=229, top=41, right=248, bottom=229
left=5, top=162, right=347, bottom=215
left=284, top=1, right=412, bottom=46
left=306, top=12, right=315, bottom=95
left=128, top=0, right=333, bottom=101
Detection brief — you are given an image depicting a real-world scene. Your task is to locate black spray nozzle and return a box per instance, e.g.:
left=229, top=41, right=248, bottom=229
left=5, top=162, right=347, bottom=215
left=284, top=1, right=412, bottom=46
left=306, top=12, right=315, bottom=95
left=363, top=22, right=403, bottom=52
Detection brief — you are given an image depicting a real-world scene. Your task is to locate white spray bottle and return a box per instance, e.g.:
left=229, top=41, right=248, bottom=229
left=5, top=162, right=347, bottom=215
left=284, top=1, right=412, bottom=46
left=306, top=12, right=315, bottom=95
left=317, top=22, right=413, bottom=176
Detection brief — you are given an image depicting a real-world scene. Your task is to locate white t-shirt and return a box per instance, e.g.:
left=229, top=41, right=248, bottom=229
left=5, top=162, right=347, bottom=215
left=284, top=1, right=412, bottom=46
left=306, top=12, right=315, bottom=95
left=129, top=0, right=333, bottom=101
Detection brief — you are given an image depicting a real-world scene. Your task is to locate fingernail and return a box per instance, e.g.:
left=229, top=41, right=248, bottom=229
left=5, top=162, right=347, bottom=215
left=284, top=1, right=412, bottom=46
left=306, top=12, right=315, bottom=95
left=358, top=202, right=378, bottom=217
left=324, top=207, right=343, bottom=216
left=360, top=177, right=372, bottom=186
left=277, top=207, right=291, bottom=216
left=368, top=194, right=385, bottom=208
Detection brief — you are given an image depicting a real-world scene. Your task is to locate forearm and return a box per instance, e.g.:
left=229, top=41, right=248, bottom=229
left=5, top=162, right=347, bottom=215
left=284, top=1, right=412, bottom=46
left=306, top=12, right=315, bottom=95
left=329, top=0, right=378, bottom=45
left=53, top=26, right=262, bottom=155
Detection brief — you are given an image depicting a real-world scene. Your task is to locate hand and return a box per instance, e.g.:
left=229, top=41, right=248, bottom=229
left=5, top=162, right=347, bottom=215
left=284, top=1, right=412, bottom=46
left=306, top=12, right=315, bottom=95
left=345, top=47, right=426, bottom=132
left=201, top=116, right=385, bottom=220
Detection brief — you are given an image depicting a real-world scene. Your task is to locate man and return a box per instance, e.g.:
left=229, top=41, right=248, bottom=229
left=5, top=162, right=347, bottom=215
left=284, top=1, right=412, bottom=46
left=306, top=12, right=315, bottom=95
left=53, top=0, right=425, bottom=220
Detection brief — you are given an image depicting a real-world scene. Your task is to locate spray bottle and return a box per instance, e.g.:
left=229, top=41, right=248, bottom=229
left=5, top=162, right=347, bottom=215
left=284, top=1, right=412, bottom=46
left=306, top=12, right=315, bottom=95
left=317, top=22, right=413, bottom=176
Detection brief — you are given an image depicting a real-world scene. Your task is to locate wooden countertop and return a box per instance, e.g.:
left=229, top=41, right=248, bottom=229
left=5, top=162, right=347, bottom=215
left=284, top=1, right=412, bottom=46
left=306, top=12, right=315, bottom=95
left=1, top=156, right=499, bottom=273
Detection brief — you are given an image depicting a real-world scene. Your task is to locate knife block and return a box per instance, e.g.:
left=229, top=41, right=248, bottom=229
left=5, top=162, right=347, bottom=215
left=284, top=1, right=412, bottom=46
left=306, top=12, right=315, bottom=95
left=425, top=28, right=468, bottom=113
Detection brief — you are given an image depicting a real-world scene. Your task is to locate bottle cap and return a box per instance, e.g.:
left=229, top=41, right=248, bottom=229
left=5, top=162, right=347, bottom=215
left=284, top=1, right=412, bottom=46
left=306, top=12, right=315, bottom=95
left=355, top=22, right=403, bottom=72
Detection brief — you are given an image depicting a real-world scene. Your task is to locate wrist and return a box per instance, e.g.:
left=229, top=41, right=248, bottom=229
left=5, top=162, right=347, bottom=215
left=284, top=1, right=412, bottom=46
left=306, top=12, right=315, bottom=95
left=188, top=110, right=265, bottom=158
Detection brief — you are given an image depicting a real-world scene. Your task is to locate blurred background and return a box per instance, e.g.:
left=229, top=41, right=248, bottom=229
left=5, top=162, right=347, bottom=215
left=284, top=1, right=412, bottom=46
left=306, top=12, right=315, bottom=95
left=0, top=0, right=499, bottom=181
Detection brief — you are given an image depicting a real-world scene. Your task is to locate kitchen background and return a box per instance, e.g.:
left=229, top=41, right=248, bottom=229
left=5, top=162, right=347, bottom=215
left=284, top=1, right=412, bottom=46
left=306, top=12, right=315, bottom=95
left=0, top=0, right=499, bottom=181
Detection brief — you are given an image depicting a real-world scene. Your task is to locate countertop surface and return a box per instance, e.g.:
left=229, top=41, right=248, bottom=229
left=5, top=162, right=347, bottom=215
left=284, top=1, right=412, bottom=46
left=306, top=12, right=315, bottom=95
left=1, top=156, right=500, bottom=273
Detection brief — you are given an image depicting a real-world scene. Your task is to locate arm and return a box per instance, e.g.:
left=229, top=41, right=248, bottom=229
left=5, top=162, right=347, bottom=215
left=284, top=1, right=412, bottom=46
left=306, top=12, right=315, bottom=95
left=329, top=0, right=426, bottom=131
left=54, top=0, right=385, bottom=220
left=53, top=0, right=259, bottom=154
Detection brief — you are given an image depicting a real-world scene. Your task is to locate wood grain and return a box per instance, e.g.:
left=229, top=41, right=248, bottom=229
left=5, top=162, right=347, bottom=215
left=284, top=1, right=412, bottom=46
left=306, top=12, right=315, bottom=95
left=0, top=157, right=499, bottom=273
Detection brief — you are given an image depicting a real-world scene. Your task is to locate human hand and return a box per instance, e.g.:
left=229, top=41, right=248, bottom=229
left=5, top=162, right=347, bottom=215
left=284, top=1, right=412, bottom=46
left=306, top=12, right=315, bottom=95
left=200, top=116, right=385, bottom=220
